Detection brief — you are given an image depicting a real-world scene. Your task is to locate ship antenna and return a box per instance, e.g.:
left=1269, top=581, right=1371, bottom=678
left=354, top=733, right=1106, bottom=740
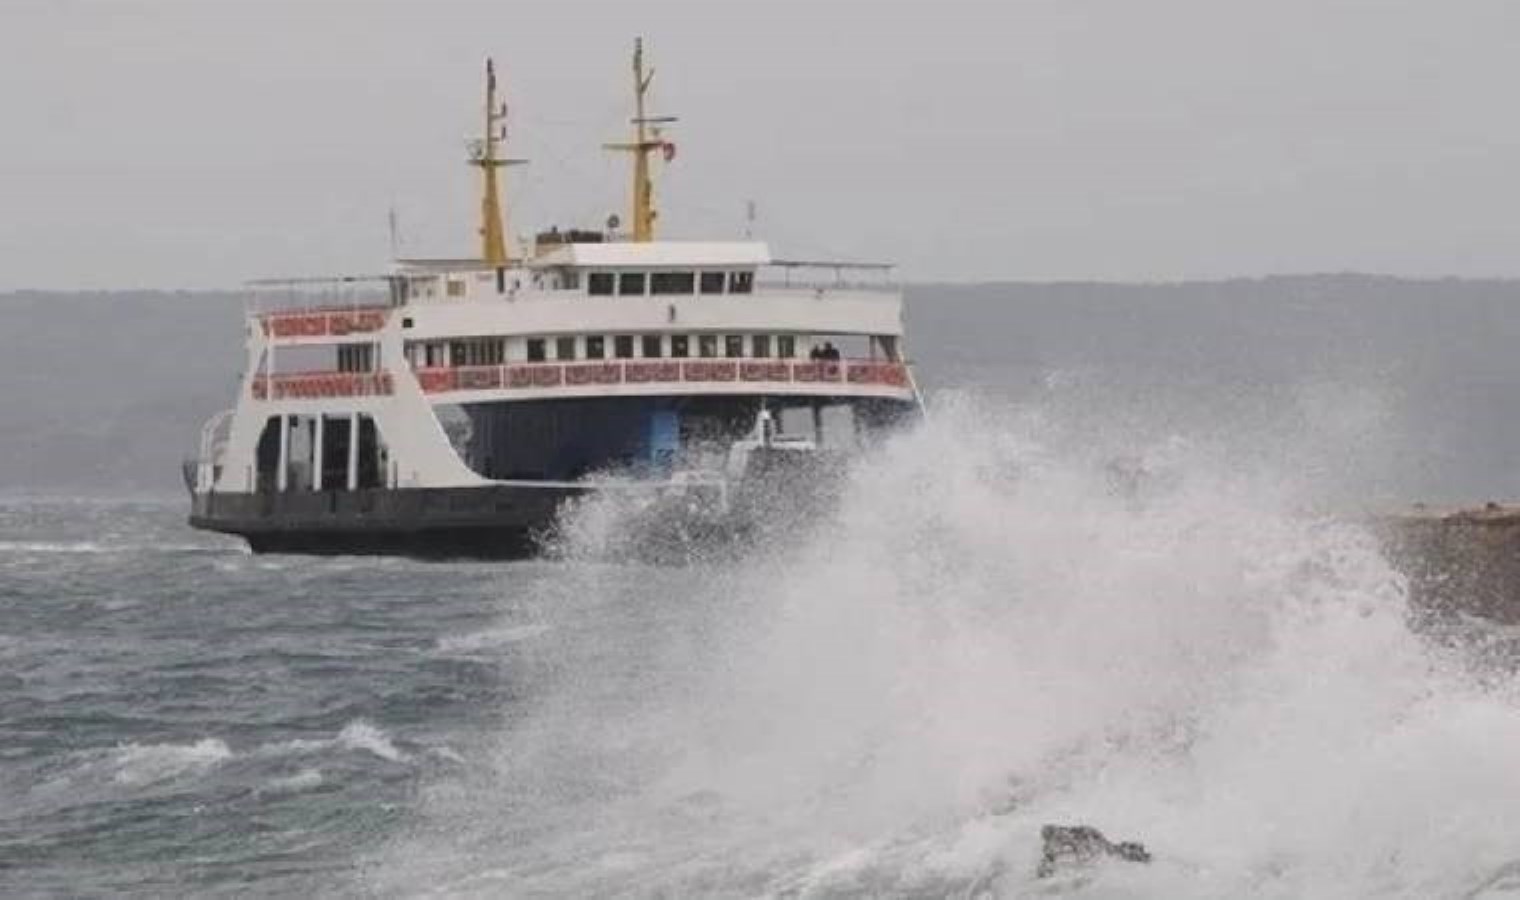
left=604, top=38, right=677, bottom=242
left=469, top=58, right=528, bottom=265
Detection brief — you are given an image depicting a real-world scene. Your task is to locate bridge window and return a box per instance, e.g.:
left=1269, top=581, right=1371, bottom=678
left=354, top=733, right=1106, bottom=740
left=671, top=335, right=689, bottom=358
left=651, top=272, right=695, bottom=295
left=618, top=272, right=646, bottom=296
left=700, top=271, right=725, bottom=295
left=751, top=335, right=771, bottom=358
left=777, top=335, right=796, bottom=358
left=447, top=279, right=466, bottom=298
left=586, top=336, right=605, bottom=359
left=698, top=335, right=718, bottom=358
left=555, top=337, right=576, bottom=360
left=641, top=335, right=663, bottom=357
left=614, top=335, right=635, bottom=359
left=729, top=271, right=754, bottom=294
left=526, top=338, right=546, bottom=362
left=724, top=335, right=744, bottom=358
left=588, top=272, right=614, bottom=296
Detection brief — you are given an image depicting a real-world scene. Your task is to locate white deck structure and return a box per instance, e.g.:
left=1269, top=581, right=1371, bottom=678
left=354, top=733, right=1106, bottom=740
left=197, top=240, right=918, bottom=493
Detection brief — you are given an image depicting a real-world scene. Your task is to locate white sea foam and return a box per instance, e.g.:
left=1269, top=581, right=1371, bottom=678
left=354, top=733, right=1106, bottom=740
left=0, top=540, right=112, bottom=554
left=111, top=738, right=232, bottom=786
left=336, top=720, right=407, bottom=763
left=97, top=722, right=407, bottom=795
left=264, top=768, right=324, bottom=794
left=254, top=720, right=408, bottom=764
left=374, top=395, right=1520, bottom=898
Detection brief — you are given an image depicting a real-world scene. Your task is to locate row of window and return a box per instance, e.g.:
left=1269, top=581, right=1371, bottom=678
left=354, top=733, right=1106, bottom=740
left=335, top=344, right=376, bottom=373
left=411, top=337, right=508, bottom=368
left=586, top=270, right=755, bottom=297
left=407, top=268, right=758, bottom=301
left=526, top=333, right=797, bottom=362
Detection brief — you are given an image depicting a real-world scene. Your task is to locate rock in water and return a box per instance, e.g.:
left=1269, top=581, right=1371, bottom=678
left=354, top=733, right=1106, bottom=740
left=1037, top=824, right=1152, bottom=878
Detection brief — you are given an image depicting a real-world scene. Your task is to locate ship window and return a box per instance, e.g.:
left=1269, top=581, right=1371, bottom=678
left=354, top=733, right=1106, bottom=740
left=724, top=335, right=744, bottom=358
left=447, top=279, right=466, bottom=298
left=729, top=271, right=754, bottom=294
left=619, top=272, right=647, bottom=296
left=343, top=343, right=374, bottom=371
left=752, top=335, right=771, bottom=358
left=614, top=335, right=635, bottom=359
left=698, top=335, right=718, bottom=358
left=526, top=339, right=546, bottom=362
left=777, top=335, right=796, bottom=358
left=641, top=335, right=662, bottom=358
left=651, top=271, right=695, bottom=295
left=700, top=271, right=725, bottom=295
left=555, top=337, right=576, bottom=360
left=495, top=267, right=506, bottom=293
left=425, top=343, right=445, bottom=367
left=562, top=271, right=580, bottom=291
left=586, top=336, right=605, bottom=359
left=588, top=272, right=614, bottom=296
left=450, top=342, right=467, bottom=366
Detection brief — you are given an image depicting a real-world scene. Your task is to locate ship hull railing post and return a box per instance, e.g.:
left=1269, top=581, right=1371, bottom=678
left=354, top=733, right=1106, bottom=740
left=347, top=412, right=360, bottom=491
left=313, top=415, right=325, bottom=492
left=276, top=414, right=291, bottom=493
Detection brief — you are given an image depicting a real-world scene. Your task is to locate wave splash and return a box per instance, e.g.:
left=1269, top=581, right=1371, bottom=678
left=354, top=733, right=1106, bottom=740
left=381, top=395, right=1520, bottom=897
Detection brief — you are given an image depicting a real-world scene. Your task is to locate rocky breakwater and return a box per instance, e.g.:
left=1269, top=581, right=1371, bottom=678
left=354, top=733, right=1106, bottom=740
left=1377, top=504, right=1520, bottom=625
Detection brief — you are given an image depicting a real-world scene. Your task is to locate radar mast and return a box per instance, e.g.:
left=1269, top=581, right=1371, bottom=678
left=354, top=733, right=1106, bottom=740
left=604, top=38, right=677, bottom=242
left=469, top=58, right=527, bottom=265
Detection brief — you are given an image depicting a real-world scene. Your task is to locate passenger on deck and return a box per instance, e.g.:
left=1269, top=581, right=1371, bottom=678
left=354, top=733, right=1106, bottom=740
left=821, top=342, right=840, bottom=361
left=809, top=344, right=823, bottom=361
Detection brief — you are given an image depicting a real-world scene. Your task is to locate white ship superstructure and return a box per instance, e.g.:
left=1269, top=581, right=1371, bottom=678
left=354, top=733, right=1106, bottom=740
left=187, top=42, right=921, bottom=556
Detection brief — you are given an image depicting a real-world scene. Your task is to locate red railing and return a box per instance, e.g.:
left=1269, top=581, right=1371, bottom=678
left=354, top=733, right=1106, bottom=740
left=260, top=306, right=390, bottom=339
left=251, top=371, right=395, bottom=400
left=414, top=359, right=909, bottom=394
left=251, top=361, right=909, bottom=401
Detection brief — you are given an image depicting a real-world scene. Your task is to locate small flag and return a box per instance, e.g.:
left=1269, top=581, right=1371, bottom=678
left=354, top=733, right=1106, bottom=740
left=662, top=141, right=677, bottom=163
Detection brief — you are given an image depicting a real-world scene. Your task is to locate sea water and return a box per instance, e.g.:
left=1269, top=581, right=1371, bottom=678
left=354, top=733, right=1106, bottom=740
left=4, top=393, right=1519, bottom=897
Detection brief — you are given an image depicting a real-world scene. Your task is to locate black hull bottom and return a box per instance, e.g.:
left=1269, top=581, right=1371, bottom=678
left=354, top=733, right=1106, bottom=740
left=189, top=485, right=586, bottom=560
left=243, top=526, right=537, bottom=559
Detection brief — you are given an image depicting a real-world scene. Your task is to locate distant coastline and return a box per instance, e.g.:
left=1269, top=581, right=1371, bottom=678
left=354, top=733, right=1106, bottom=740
left=8, top=275, right=1520, bottom=500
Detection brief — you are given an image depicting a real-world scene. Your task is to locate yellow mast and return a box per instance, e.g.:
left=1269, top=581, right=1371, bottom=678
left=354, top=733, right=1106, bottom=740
left=604, top=38, right=676, bottom=242
left=469, top=58, right=527, bottom=264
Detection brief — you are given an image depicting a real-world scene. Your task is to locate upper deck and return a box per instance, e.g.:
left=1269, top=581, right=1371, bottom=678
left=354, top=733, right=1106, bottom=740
left=255, top=240, right=905, bottom=346
left=389, top=240, right=902, bottom=339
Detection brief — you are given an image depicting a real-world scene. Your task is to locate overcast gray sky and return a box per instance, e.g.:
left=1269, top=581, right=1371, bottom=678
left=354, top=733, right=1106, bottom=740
left=3, top=0, right=1519, bottom=288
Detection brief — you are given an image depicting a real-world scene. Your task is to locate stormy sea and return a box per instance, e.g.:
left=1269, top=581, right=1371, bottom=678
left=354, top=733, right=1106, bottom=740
left=5, top=277, right=1520, bottom=897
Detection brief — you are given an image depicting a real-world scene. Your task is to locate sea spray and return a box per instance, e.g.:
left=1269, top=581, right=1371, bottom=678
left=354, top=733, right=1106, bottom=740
left=375, top=395, right=1520, bottom=898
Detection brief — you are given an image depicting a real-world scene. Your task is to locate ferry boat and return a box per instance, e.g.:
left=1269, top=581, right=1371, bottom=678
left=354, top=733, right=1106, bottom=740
left=185, top=42, right=922, bottom=557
